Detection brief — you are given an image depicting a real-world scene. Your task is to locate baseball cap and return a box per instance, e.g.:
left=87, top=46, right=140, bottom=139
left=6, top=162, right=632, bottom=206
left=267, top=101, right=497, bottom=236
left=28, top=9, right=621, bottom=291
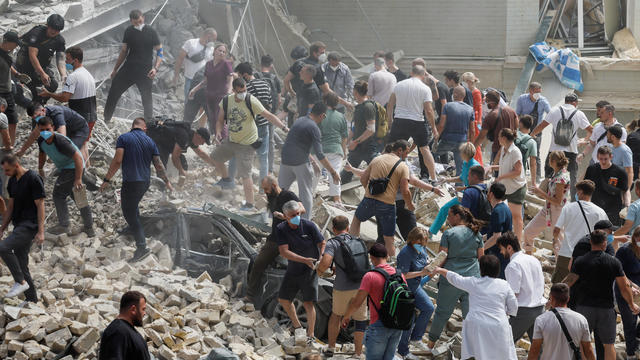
left=594, top=220, right=613, bottom=230
left=368, top=243, right=388, bottom=258
left=3, top=31, right=22, bottom=46
left=196, top=127, right=211, bottom=145
left=565, top=93, right=580, bottom=103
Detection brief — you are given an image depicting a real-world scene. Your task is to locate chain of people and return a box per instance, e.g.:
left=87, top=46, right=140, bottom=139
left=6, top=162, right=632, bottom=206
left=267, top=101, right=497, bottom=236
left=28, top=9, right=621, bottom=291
left=2, top=8, right=640, bottom=360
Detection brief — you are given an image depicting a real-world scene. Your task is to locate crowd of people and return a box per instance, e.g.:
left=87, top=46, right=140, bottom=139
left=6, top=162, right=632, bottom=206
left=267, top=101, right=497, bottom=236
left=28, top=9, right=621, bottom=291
left=2, top=9, right=640, bottom=360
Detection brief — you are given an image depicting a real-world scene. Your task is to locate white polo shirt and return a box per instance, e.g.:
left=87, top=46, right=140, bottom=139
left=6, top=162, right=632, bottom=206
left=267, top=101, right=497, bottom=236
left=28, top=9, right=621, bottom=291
left=505, top=251, right=546, bottom=308
left=392, top=77, right=432, bottom=122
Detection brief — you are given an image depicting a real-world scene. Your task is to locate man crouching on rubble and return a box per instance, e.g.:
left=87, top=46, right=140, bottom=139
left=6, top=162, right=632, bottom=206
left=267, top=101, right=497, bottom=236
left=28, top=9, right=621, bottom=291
left=0, top=155, right=45, bottom=301
left=276, top=200, right=325, bottom=342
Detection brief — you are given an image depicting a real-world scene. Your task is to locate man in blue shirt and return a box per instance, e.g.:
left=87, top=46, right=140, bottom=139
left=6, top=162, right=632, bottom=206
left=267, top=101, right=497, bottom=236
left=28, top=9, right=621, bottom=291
left=276, top=200, right=325, bottom=340
left=515, top=82, right=551, bottom=183
left=435, top=86, right=475, bottom=176
left=484, top=182, right=513, bottom=278
left=37, top=116, right=94, bottom=237
left=608, top=125, right=633, bottom=206
left=100, top=117, right=173, bottom=261
left=615, top=180, right=640, bottom=236
left=17, top=103, right=89, bottom=156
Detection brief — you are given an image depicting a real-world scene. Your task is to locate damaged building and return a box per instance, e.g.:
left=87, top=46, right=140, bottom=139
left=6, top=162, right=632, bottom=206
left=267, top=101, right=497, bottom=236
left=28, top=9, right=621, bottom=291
left=0, top=0, right=639, bottom=359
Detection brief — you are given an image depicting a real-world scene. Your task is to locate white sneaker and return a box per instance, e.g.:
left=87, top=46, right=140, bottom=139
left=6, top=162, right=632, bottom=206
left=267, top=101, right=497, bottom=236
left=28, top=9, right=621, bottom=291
left=6, top=282, right=29, bottom=298
left=409, top=340, right=433, bottom=354
left=404, top=353, right=420, bottom=360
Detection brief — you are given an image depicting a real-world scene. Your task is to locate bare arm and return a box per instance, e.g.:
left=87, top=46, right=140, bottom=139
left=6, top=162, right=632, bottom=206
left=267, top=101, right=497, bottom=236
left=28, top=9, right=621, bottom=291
left=278, top=244, right=315, bottom=267
left=0, top=130, right=12, bottom=151
left=34, top=198, right=45, bottom=244
left=261, top=109, right=287, bottom=130
left=563, top=273, right=579, bottom=287
left=171, top=144, right=186, bottom=176
left=28, top=47, right=46, bottom=79
left=399, top=177, right=414, bottom=211
left=0, top=198, right=13, bottom=232
left=616, top=276, right=640, bottom=314
left=615, top=220, right=633, bottom=236
left=534, top=181, right=568, bottom=206
left=57, top=125, right=67, bottom=137
left=581, top=341, right=596, bottom=360
left=341, top=137, right=348, bottom=159
left=72, top=151, right=84, bottom=187
left=283, top=71, right=295, bottom=96
left=468, top=119, right=475, bottom=142
left=529, top=120, right=550, bottom=138
left=43, top=91, right=72, bottom=103
left=552, top=227, right=562, bottom=256
left=152, top=155, right=172, bottom=187
left=56, top=51, right=66, bottom=82
left=527, top=339, right=542, bottom=360
left=17, top=128, right=40, bottom=157
left=360, top=165, right=372, bottom=188
left=436, top=114, right=447, bottom=137
left=152, top=44, right=163, bottom=70
left=316, top=253, right=333, bottom=275
left=173, top=49, right=188, bottom=81
left=529, top=156, right=537, bottom=186
left=626, top=167, right=633, bottom=191
left=193, top=146, right=216, bottom=167
left=424, top=101, right=437, bottom=139
left=473, top=129, right=488, bottom=148
left=103, top=148, right=124, bottom=181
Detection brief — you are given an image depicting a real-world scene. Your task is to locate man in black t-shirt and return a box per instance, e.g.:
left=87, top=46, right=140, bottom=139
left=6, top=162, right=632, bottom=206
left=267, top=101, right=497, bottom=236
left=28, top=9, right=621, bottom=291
left=14, top=14, right=66, bottom=107
left=99, top=291, right=150, bottom=360
left=0, top=155, right=45, bottom=302
left=298, top=65, right=322, bottom=116
left=565, top=230, right=640, bottom=360
left=104, top=9, right=162, bottom=122
left=146, top=120, right=214, bottom=182
left=585, top=146, right=628, bottom=226
left=245, top=175, right=303, bottom=303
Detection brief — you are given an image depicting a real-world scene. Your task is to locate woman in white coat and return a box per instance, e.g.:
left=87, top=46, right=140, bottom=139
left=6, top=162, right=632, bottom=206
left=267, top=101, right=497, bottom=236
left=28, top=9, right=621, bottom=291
left=432, top=254, right=518, bottom=360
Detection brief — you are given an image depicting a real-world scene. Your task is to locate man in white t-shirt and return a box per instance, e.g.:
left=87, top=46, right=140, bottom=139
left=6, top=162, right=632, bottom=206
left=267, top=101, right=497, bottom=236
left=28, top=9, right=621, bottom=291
left=578, top=104, right=627, bottom=164
left=530, top=93, right=593, bottom=199
left=527, top=283, right=594, bottom=360
left=386, top=65, right=438, bottom=180
left=551, top=180, right=608, bottom=284
left=172, top=28, right=217, bottom=102
left=39, top=46, right=96, bottom=164
left=366, top=57, right=396, bottom=106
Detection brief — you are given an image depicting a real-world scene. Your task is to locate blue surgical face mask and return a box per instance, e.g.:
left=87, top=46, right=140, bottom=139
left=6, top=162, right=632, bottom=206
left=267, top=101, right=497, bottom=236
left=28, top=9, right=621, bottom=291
left=40, top=130, right=53, bottom=140
left=607, top=234, right=614, bottom=244
left=289, top=215, right=301, bottom=226
left=413, top=244, right=424, bottom=253
left=575, top=194, right=579, bottom=202
left=65, top=63, right=73, bottom=72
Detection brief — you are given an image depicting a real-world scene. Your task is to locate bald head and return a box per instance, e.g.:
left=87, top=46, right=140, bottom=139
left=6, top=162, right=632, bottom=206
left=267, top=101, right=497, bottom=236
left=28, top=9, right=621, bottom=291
left=412, top=58, right=426, bottom=68
left=453, top=86, right=466, bottom=101
left=262, top=174, right=278, bottom=188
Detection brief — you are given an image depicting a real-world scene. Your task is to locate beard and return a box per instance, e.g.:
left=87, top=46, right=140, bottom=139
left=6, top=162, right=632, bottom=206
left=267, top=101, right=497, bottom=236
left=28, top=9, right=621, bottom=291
left=266, top=191, right=278, bottom=209
left=132, top=311, right=143, bottom=327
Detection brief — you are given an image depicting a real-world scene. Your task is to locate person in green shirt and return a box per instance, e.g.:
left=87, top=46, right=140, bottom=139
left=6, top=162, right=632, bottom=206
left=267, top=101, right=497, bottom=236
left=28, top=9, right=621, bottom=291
left=427, top=204, right=484, bottom=350
left=319, top=93, right=348, bottom=203
left=516, top=115, right=538, bottom=185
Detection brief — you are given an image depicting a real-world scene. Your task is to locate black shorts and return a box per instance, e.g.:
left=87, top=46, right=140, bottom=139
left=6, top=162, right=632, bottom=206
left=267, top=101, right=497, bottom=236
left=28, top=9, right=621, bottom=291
left=278, top=271, right=318, bottom=302
left=388, top=117, right=431, bottom=147
left=576, top=305, right=617, bottom=344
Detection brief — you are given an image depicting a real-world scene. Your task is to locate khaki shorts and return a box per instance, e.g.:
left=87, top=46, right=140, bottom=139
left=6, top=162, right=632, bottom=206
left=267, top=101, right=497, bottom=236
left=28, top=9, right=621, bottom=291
left=506, top=185, right=527, bottom=205
left=333, top=289, right=368, bottom=321
left=211, top=140, right=255, bottom=179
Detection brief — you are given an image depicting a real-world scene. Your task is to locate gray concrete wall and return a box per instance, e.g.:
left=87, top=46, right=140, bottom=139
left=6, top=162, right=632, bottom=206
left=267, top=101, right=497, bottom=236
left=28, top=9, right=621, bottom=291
left=284, top=0, right=537, bottom=58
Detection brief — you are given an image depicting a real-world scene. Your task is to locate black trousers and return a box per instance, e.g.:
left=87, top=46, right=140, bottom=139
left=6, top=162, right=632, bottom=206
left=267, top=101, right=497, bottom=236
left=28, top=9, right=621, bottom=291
left=52, top=169, right=93, bottom=229
left=121, top=181, right=150, bottom=249
left=341, top=144, right=377, bottom=184
left=247, top=239, right=280, bottom=299
left=0, top=91, right=18, bottom=125
left=0, top=223, right=38, bottom=302
left=376, top=199, right=417, bottom=243
left=104, top=65, right=153, bottom=122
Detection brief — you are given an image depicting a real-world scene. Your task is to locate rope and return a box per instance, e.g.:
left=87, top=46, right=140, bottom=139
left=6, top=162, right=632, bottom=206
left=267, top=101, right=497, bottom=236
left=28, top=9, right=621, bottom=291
left=150, top=0, right=170, bottom=25
left=230, top=0, right=251, bottom=55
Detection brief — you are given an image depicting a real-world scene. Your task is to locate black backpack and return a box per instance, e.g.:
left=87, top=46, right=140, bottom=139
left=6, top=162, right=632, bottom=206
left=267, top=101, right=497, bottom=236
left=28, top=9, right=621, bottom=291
left=332, top=234, right=370, bottom=283
left=222, top=93, right=255, bottom=121
left=368, top=267, right=415, bottom=330
left=553, top=107, right=578, bottom=147
left=467, top=185, right=492, bottom=222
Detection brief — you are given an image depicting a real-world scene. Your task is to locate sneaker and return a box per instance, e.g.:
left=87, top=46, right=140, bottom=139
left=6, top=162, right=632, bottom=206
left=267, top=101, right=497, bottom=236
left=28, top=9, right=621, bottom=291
left=410, top=340, right=432, bottom=354
left=215, top=178, right=235, bottom=190
left=323, top=346, right=335, bottom=357
left=130, top=247, right=151, bottom=262
left=117, top=226, right=133, bottom=235
left=6, top=282, right=30, bottom=298
left=84, top=227, right=96, bottom=238
left=403, top=354, right=420, bottom=360
left=239, top=203, right=256, bottom=211
left=47, top=225, right=69, bottom=235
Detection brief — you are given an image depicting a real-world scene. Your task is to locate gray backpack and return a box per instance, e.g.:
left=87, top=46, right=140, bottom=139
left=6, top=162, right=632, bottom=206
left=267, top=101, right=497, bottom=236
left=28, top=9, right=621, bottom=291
left=553, top=107, right=578, bottom=147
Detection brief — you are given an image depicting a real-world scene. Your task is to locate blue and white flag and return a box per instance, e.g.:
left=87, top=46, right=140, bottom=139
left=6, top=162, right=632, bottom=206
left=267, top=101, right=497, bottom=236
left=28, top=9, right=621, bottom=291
left=529, top=42, right=584, bottom=92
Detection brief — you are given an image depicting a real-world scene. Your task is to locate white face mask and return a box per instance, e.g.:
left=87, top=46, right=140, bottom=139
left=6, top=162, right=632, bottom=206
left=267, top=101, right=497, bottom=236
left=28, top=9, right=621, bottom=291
left=330, top=65, right=339, bottom=71
left=134, top=24, right=145, bottom=31
left=236, top=91, right=247, bottom=100
left=636, top=241, right=640, bottom=248
left=318, top=53, right=328, bottom=63
left=532, top=92, right=540, bottom=100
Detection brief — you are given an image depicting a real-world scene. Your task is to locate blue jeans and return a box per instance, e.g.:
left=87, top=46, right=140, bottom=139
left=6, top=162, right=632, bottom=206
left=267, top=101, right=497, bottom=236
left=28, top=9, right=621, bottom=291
left=616, top=285, right=640, bottom=356
left=364, top=321, right=402, bottom=360
left=435, top=140, right=464, bottom=176
left=398, top=286, right=435, bottom=356
left=229, top=125, right=269, bottom=182
left=355, top=198, right=396, bottom=237
left=429, top=197, right=460, bottom=235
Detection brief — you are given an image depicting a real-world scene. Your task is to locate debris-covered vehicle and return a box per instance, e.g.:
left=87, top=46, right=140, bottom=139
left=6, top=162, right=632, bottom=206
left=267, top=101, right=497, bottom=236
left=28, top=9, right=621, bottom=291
left=141, top=204, right=352, bottom=341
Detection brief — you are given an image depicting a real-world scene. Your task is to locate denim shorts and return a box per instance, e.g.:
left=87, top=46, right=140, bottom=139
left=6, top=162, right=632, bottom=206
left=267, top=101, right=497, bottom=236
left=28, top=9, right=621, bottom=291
left=355, top=197, right=396, bottom=237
